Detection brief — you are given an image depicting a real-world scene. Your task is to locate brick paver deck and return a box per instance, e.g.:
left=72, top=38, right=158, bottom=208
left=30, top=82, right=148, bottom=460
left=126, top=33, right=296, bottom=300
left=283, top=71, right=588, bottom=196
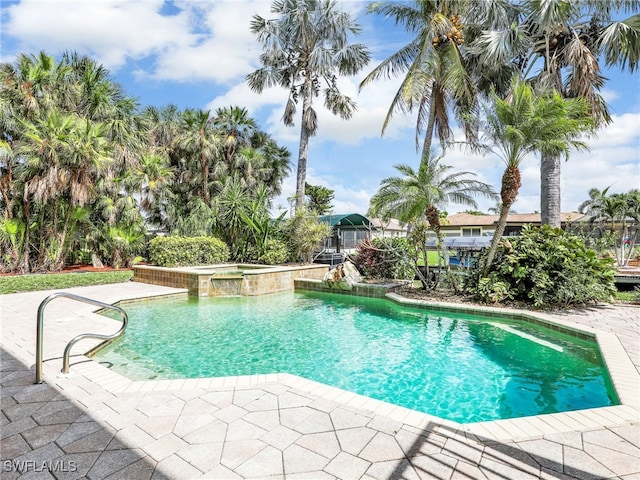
left=1, top=282, right=638, bottom=479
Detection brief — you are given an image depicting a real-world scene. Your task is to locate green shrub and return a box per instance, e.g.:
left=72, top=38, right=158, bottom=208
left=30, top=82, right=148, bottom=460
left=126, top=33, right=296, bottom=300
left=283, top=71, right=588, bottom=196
left=353, top=237, right=414, bottom=280
left=284, top=210, right=331, bottom=263
left=149, top=236, right=230, bottom=267
left=465, top=225, right=616, bottom=308
left=257, top=239, right=290, bottom=265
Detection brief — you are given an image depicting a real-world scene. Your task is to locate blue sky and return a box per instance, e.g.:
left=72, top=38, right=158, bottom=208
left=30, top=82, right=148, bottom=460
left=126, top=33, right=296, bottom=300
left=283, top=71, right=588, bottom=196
left=2, top=0, right=639, bottom=216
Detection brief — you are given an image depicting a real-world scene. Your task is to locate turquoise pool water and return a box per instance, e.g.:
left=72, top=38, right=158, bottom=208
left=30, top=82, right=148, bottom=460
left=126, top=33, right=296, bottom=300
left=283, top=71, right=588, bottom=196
left=94, top=291, right=617, bottom=423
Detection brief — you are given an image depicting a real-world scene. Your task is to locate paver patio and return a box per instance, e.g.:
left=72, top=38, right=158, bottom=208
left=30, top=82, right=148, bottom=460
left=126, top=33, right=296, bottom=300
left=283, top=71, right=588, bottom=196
left=1, top=282, right=639, bottom=479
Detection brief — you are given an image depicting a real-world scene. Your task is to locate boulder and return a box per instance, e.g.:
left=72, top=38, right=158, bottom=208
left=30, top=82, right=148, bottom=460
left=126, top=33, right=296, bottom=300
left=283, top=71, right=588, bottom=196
left=322, top=261, right=362, bottom=290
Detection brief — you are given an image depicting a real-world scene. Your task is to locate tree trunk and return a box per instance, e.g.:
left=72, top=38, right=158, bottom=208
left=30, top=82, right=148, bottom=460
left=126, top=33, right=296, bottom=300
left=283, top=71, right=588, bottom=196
left=54, top=204, right=74, bottom=270
left=201, top=151, right=210, bottom=205
left=295, top=82, right=313, bottom=214
left=20, top=201, right=31, bottom=274
left=419, top=85, right=437, bottom=162
left=483, top=165, right=521, bottom=276
left=541, top=152, right=561, bottom=227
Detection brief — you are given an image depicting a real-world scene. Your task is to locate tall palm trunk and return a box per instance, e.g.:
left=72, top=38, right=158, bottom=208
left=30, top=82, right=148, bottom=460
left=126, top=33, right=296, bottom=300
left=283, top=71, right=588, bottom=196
left=541, top=152, right=561, bottom=227
left=295, top=78, right=313, bottom=213
left=20, top=201, right=31, bottom=274
left=54, top=204, right=74, bottom=270
left=201, top=151, right=210, bottom=205
left=483, top=165, right=521, bottom=275
left=419, top=85, right=438, bottom=162
left=425, top=203, right=459, bottom=292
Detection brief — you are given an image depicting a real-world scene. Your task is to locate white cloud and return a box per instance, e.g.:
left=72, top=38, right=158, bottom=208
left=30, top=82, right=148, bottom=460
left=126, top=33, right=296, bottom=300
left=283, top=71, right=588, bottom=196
left=270, top=167, right=375, bottom=217
left=4, top=0, right=637, bottom=221
left=147, top=1, right=272, bottom=83
left=239, top=72, right=414, bottom=147
left=3, top=0, right=196, bottom=70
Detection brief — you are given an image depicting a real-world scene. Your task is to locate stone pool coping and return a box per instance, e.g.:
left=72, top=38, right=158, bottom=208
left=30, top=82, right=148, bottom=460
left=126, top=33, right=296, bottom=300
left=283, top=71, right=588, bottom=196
left=133, top=263, right=328, bottom=296
left=2, top=282, right=639, bottom=478
left=46, top=283, right=640, bottom=441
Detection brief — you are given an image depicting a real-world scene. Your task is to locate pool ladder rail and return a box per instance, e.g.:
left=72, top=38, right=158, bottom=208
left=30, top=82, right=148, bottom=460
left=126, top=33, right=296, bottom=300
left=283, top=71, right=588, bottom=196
left=35, top=292, right=128, bottom=384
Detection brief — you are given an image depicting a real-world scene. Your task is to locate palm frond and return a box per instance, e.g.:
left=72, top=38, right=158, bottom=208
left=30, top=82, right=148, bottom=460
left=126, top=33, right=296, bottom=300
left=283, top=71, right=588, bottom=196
left=600, top=15, right=640, bottom=72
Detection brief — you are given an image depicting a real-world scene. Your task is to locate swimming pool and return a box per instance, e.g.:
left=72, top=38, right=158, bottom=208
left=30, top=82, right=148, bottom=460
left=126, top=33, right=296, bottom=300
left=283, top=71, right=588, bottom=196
left=93, top=291, right=618, bottom=423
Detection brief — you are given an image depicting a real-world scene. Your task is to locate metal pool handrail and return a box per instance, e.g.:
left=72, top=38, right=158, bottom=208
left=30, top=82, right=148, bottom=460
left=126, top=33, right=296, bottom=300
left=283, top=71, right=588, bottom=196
left=35, top=292, right=128, bottom=384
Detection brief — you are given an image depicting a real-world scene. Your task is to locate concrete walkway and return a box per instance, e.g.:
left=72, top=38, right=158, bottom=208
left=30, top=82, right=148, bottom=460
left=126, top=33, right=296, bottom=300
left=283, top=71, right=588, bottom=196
left=1, top=282, right=639, bottom=479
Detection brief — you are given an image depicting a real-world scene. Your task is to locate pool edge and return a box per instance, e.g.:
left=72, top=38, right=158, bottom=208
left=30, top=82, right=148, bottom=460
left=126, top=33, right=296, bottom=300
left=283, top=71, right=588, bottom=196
left=73, top=288, right=640, bottom=441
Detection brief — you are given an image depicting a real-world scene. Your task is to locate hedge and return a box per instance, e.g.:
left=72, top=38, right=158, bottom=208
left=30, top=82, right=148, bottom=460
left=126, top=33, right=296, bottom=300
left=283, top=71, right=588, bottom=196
left=149, top=236, right=230, bottom=267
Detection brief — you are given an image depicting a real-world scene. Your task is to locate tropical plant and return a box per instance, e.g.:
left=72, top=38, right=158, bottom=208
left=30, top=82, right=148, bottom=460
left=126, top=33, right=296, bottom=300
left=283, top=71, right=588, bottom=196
left=468, top=1, right=640, bottom=226
left=369, top=150, right=497, bottom=226
left=177, top=108, right=221, bottom=206
left=361, top=0, right=477, bottom=160
left=465, top=225, right=617, bottom=308
left=305, top=183, right=335, bottom=214
left=579, top=187, right=640, bottom=266
left=0, top=51, right=145, bottom=272
left=369, top=149, right=497, bottom=288
left=247, top=0, right=370, bottom=212
left=213, top=106, right=258, bottom=164
left=353, top=237, right=414, bottom=280
left=284, top=208, right=332, bottom=263
left=480, top=79, right=593, bottom=275
left=240, top=185, right=288, bottom=262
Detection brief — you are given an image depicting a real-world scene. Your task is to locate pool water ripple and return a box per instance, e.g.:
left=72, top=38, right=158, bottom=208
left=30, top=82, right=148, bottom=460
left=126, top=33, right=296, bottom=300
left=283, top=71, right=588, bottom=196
left=94, top=291, right=617, bottom=423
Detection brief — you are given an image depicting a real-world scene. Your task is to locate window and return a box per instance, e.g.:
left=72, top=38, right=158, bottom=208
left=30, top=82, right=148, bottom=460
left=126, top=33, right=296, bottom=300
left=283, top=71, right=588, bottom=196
left=462, top=227, right=481, bottom=237
left=341, top=230, right=357, bottom=248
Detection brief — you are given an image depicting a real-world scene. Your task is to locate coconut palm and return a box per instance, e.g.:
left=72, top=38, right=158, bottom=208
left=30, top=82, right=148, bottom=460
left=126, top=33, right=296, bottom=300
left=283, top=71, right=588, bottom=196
left=470, top=1, right=640, bottom=227
left=481, top=79, right=593, bottom=275
left=247, top=0, right=370, bottom=212
left=360, top=0, right=478, bottom=160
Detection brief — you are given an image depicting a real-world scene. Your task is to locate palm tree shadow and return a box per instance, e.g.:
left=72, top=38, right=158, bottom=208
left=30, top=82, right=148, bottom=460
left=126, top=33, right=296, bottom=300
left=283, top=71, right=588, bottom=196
left=1, top=347, right=159, bottom=480
left=389, top=420, right=609, bottom=480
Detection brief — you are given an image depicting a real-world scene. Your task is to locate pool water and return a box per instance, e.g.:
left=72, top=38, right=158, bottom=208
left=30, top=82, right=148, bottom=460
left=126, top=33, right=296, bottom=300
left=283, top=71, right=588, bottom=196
left=94, top=292, right=618, bottom=423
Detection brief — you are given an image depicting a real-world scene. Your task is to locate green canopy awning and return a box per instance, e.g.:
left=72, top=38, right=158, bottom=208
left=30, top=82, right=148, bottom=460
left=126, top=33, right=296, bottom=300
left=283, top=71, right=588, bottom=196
left=317, top=213, right=373, bottom=228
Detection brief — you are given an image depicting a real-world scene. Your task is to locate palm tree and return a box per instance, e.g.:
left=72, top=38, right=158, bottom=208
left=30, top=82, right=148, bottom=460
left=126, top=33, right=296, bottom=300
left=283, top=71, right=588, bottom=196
left=247, top=0, right=370, bottom=212
left=251, top=131, right=292, bottom=196
left=481, top=79, right=593, bottom=275
left=213, top=106, right=257, bottom=165
left=369, top=150, right=497, bottom=229
left=0, top=51, right=144, bottom=272
left=487, top=202, right=517, bottom=215
left=579, top=187, right=640, bottom=266
left=369, top=150, right=497, bottom=289
left=470, top=1, right=640, bottom=227
left=128, top=153, right=175, bottom=225
left=177, top=109, right=222, bottom=206
left=360, top=0, right=476, bottom=160
left=578, top=186, right=621, bottom=234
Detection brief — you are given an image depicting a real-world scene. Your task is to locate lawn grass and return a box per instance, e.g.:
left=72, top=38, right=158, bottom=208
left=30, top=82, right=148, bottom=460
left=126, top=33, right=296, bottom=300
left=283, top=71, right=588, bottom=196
left=0, top=270, right=133, bottom=294
left=615, top=289, right=640, bottom=303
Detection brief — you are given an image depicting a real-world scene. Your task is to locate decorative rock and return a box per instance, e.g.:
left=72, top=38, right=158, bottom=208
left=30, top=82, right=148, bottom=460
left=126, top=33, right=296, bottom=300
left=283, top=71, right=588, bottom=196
left=322, top=261, right=362, bottom=290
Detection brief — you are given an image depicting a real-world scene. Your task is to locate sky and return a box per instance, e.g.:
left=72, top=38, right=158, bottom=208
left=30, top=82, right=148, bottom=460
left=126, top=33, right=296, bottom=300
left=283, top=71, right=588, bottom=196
left=1, top=0, right=639, bottom=217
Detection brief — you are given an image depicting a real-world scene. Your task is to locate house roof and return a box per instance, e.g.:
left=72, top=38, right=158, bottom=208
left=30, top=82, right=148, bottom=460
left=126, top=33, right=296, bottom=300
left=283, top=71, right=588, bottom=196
left=369, top=218, right=407, bottom=231
left=443, top=212, right=586, bottom=227
left=318, top=213, right=373, bottom=228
